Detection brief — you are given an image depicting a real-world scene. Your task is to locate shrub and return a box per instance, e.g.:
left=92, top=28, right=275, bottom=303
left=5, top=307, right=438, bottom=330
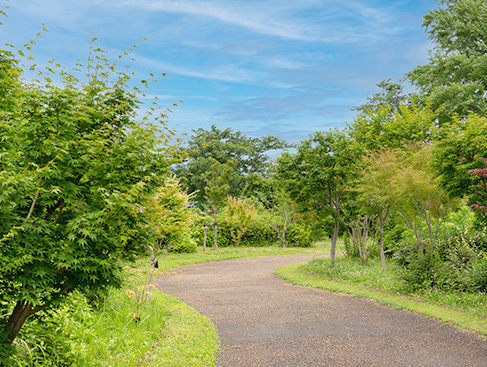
left=287, top=224, right=313, bottom=247
left=469, top=255, right=487, bottom=292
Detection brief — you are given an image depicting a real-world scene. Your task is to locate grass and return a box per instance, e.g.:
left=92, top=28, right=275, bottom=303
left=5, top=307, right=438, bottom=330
left=275, top=256, right=487, bottom=337
left=10, top=240, right=337, bottom=366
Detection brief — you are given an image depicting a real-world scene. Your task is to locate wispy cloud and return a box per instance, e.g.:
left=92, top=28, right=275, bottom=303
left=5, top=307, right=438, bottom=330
left=116, top=0, right=317, bottom=41
left=134, top=54, right=265, bottom=83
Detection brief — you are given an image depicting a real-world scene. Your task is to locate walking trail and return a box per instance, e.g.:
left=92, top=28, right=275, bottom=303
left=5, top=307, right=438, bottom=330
left=154, top=254, right=487, bottom=366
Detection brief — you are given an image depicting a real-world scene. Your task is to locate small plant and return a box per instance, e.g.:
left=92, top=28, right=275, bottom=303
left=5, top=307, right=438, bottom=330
left=125, top=266, right=156, bottom=322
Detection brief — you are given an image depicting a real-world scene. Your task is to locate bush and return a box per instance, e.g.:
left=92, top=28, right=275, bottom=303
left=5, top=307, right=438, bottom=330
left=199, top=212, right=278, bottom=248
left=166, top=232, right=197, bottom=253
left=287, top=224, right=312, bottom=247
left=468, top=255, right=487, bottom=292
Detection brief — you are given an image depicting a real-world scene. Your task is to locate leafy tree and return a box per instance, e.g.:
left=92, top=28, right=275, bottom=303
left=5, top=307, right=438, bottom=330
left=277, top=130, right=358, bottom=263
left=225, top=196, right=256, bottom=247
left=202, top=159, right=237, bottom=249
left=354, top=151, right=396, bottom=270
left=352, top=79, right=411, bottom=116
left=175, top=125, right=287, bottom=206
left=269, top=188, right=298, bottom=248
left=365, top=147, right=452, bottom=256
left=145, top=176, right=199, bottom=253
left=0, top=43, right=174, bottom=346
left=407, top=0, right=487, bottom=123
left=434, top=114, right=487, bottom=217
left=347, top=103, right=438, bottom=152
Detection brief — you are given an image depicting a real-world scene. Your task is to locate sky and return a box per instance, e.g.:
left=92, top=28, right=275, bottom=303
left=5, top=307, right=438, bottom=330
left=1, top=0, right=437, bottom=143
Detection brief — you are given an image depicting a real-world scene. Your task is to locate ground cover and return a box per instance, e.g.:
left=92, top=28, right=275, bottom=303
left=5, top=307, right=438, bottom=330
left=275, top=256, right=487, bottom=337
left=10, top=242, right=329, bottom=366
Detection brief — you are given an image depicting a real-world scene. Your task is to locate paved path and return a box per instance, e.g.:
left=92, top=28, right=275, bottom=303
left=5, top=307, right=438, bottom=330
left=154, top=254, right=487, bottom=366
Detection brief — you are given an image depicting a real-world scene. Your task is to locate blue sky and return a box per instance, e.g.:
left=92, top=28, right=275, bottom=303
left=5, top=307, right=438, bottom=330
left=1, top=0, right=436, bottom=143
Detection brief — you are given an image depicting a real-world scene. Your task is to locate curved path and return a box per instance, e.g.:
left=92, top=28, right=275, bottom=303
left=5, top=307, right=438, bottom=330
left=154, top=254, right=487, bottom=366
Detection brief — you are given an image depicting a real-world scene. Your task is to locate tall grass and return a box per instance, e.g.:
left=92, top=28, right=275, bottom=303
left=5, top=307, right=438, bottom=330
left=304, top=256, right=487, bottom=316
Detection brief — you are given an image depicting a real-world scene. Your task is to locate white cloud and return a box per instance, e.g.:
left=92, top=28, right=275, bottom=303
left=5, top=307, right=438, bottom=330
left=134, top=54, right=265, bottom=83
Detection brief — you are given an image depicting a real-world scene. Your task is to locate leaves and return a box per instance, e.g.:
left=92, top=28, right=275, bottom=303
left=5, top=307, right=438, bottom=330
left=0, top=38, right=174, bottom=341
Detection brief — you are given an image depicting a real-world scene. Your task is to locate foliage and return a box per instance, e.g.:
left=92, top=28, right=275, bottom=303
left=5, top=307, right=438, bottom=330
left=145, top=176, right=199, bottom=253
left=203, top=159, right=236, bottom=210
left=277, top=130, right=358, bottom=262
left=225, top=196, right=256, bottom=247
left=174, top=125, right=287, bottom=207
left=0, top=39, right=175, bottom=345
left=352, top=79, right=411, bottom=116
left=6, top=286, right=171, bottom=366
left=268, top=187, right=298, bottom=247
left=287, top=223, right=313, bottom=248
left=347, top=103, right=438, bottom=152
left=434, top=114, right=487, bottom=221
left=362, top=146, right=453, bottom=256
left=407, top=0, right=487, bottom=123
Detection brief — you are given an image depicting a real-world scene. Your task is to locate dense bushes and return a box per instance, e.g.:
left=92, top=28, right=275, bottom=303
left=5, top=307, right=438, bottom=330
left=384, top=204, right=487, bottom=293
left=199, top=208, right=313, bottom=248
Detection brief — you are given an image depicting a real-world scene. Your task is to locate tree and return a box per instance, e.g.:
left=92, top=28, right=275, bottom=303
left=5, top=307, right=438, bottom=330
left=347, top=103, right=438, bottom=152
left=225, top=196, right=256, bottom=247
left=0, top=42, right=174, bottom=346
left=174, top=125, right=287, bottom=207
left=365, top=147, right=452, bottom=256
left=269, top=188, right=298, bottom=248
left=352, top=79, right=411, bottom=116
left=407, top=0, right=487, bottom=123
left=145, top=176, right=199, bottom=253
left=354, top=151, right=395, bottom=270
left=277, top=130, right=357, bottom=263
left=434, top=113, right=487, bottom=217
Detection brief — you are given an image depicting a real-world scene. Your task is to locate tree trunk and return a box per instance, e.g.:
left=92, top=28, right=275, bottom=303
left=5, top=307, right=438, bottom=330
left=5, top=301, right=35, bottom=344
left=203, top=222, right=208, bottom=251
left=213, top=215, right=218, bottom=250
left=379, top=226, right=386, bottom=271
left=330, top=220, right=340, bottom=264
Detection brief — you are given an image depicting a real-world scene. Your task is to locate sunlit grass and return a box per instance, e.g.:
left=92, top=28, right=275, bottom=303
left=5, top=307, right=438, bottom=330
left=276, top=256, right=487, bottom=337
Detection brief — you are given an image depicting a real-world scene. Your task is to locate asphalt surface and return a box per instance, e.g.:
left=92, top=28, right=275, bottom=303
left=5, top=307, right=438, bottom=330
left=154, top=254, right=487, bottom=366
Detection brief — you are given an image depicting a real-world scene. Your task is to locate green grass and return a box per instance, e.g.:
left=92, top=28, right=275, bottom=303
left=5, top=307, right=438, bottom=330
left=275, top=257, right=487, bottom=337
left=142, top=242, right=330, bottom=272
left=11, top=241, right=331, bottom=366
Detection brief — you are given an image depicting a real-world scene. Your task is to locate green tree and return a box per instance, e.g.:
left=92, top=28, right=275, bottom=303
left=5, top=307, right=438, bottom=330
left=407, top=0, right=487, bottom=123
left=225, top=196, right=256, bottom=247
left=365, top=147, right=452, bottom=256
left=347, top=103, right=438, bottom=152
left=277, top=130, right=357, bottom=263
left=0, top=43, right=174, bottom=346
left=145, top=176, right=199, bottom=253
left=434, top=114, right=487, bottom=216
left=352, top=79, right=411, bottom=116
left=175, top=125, right=287, bottom=206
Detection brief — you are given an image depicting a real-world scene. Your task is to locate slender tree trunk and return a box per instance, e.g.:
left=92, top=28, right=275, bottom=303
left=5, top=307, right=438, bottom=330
left=379, top=225, right=386, bottom=271
left=213, top=213, right=218, bottom=250
left=330, top=220, right=339, bottom=264
left=203, top=222, right=208, bottom=251
left=5, top=301, right=35, bottom=344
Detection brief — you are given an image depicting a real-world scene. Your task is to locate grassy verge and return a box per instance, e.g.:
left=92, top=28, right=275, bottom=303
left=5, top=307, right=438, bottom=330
left=137, top=293, right=219, bottom=367
left=275, top=258, right=487, bottom=337
left=11, top=244, right=328, bottom=366
left=144, top=242, right=330, bottom=273
left=129, top=242, right=331, bottom=366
